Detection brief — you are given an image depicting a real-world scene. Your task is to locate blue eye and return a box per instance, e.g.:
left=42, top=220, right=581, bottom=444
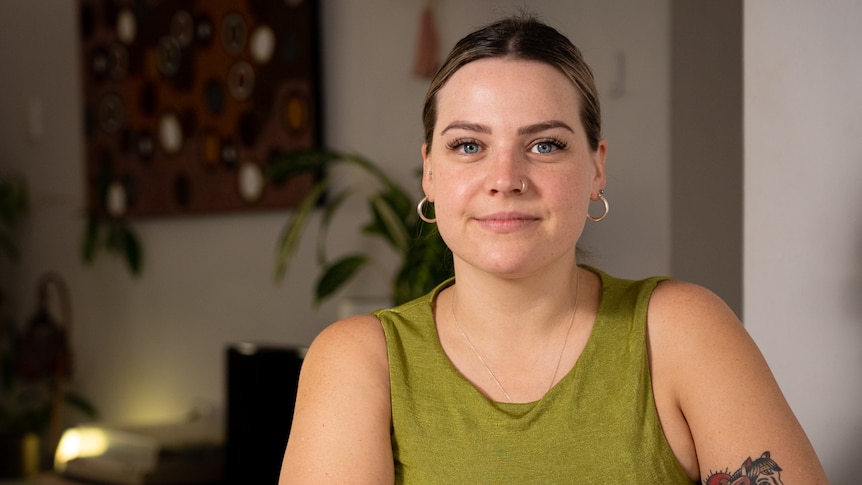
left=446, top=139, right=482, bottom=154
left=534, top=142, right=555, bottom=154
left=530, top=139, right=567, bottom=154
left=461, top=142, right=480, bottom=154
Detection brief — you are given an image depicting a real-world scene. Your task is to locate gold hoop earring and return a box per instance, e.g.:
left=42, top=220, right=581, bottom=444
left=417, top=196, right=436, bottom=223
left=587, top=189, right=609, bottom=222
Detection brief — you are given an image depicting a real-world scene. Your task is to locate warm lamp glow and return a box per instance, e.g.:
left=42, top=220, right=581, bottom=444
left=54, top=425, right=158, bottom=475
left=54, top=427, right=109, bottom=472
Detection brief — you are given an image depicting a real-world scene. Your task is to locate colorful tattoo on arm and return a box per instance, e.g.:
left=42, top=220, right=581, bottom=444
left=704, top=451, right=783, bottom=485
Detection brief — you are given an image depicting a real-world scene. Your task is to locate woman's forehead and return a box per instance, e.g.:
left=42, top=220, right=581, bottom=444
left=435, top=58, right=582, bottom=126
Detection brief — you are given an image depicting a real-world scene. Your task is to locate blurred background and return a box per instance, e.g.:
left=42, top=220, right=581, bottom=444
left=0, top=0, right=859, bottom=483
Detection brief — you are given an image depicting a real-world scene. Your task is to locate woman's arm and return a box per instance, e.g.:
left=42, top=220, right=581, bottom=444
left=648, top=280, right=828, bottom=484
left=279, top=315, right=394, bottom=484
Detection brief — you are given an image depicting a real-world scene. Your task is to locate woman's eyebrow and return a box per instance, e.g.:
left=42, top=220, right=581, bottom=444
left=517, top=120, right=574, bottom=135
left=440, top=121, right=491, bottom=135
left=439, top=120, right=574, bottom=136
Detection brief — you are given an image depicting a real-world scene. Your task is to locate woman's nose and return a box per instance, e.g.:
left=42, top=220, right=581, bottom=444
left=489, top=147, right=526, bottom=194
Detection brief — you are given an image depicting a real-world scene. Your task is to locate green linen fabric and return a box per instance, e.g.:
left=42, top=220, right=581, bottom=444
left=375, top=266, right=694, bottom=484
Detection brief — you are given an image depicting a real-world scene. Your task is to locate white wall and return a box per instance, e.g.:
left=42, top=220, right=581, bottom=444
left=0, top=0, right=670, bottom=424
left=744, top=2, right=862, bottom=483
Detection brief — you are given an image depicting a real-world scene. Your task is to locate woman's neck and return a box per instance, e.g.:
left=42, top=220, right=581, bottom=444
left=447, top=257, right=583, bottom=335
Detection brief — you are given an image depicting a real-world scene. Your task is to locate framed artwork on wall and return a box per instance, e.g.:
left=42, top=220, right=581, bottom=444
left=78, top=0, right=322, bottom=217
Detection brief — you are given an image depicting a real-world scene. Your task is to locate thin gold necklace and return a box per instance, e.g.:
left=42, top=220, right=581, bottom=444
left=450, top=271, right=580, bottom=403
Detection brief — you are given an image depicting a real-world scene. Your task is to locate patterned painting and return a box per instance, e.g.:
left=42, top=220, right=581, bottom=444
left=78, top=0, right=322, bottom=217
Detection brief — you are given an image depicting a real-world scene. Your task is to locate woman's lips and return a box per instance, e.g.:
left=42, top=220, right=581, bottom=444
left=473, top=212, right=539, bottom=233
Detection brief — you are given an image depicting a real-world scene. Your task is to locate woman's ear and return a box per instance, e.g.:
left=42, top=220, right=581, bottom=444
left=421, top=143, right=434, bottom=201
left=591, top=139, right=608, bottom=199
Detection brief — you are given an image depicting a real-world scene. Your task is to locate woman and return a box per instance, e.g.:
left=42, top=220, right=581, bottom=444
left=279, top=15, right=827, bottom=484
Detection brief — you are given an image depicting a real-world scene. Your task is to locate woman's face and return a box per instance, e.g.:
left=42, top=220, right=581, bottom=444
left=422, top=57, right=606, bottom=278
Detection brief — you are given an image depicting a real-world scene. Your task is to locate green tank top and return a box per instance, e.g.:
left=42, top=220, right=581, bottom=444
left=375, top=266, right=694, bottom=484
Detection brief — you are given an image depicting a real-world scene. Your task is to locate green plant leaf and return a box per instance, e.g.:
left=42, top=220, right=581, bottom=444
left=269, top=148, right=453, bottom=306
left=123, top=225, right=143, bottom=275
left=341, top=152, right=400, bottom=193
left=393, top=228, right=453, bottom=305
left=275, top=176, right=331, bottom=280
left=65, top=391, right=99, bottom=420
left=315, top=254, right=370, bottom=305
left=266, top=149, right=336, bottom=183
left=0, top=172, right=28, bottom=228
left=80, top=212, right=143, bottom=277
left=365, top=193, right=410, bottom=253
left=316, top=186, right=354, bottom=265
left=381, top=184, right=414, bottom=221
left=78, top=157, right=145, bottom=277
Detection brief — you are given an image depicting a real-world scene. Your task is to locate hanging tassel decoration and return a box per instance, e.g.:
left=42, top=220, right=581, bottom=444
left=412, top=1, right=440, bottom=78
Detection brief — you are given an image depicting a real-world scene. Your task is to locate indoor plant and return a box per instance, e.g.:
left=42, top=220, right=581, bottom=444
left=81, top=164, right=143, bottom=276
left=267, top=149, right=452, bottom=306
left=1, top=173, right=97, bottom=476
left=77, top=148, right=453, bottom=306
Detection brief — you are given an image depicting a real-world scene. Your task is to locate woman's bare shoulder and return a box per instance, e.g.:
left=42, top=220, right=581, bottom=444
left=299, top=313, right=389, bottom=382
left=646, top=279, right=827, bottom=483
left=646, top=278, right=759, bottom=408
left=644, top=278, right=754, bottom=364
left=280, top=313, right=393, bottom=484
left=311, top=313, right=389, bottom=357
left=298, top=313, right=391, bottom=408
left=300, top=313, right=391, bottom=395
left=649, top=279, right=739, bottom=328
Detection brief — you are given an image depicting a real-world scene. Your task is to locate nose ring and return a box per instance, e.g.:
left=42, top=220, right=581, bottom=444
left=520, top=179, right=527, bottom=193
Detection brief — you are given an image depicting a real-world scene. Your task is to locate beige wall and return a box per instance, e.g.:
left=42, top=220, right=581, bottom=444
left=744, top=2, right=862, bottom=482
left=0, top=0, right=671, bottom=423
